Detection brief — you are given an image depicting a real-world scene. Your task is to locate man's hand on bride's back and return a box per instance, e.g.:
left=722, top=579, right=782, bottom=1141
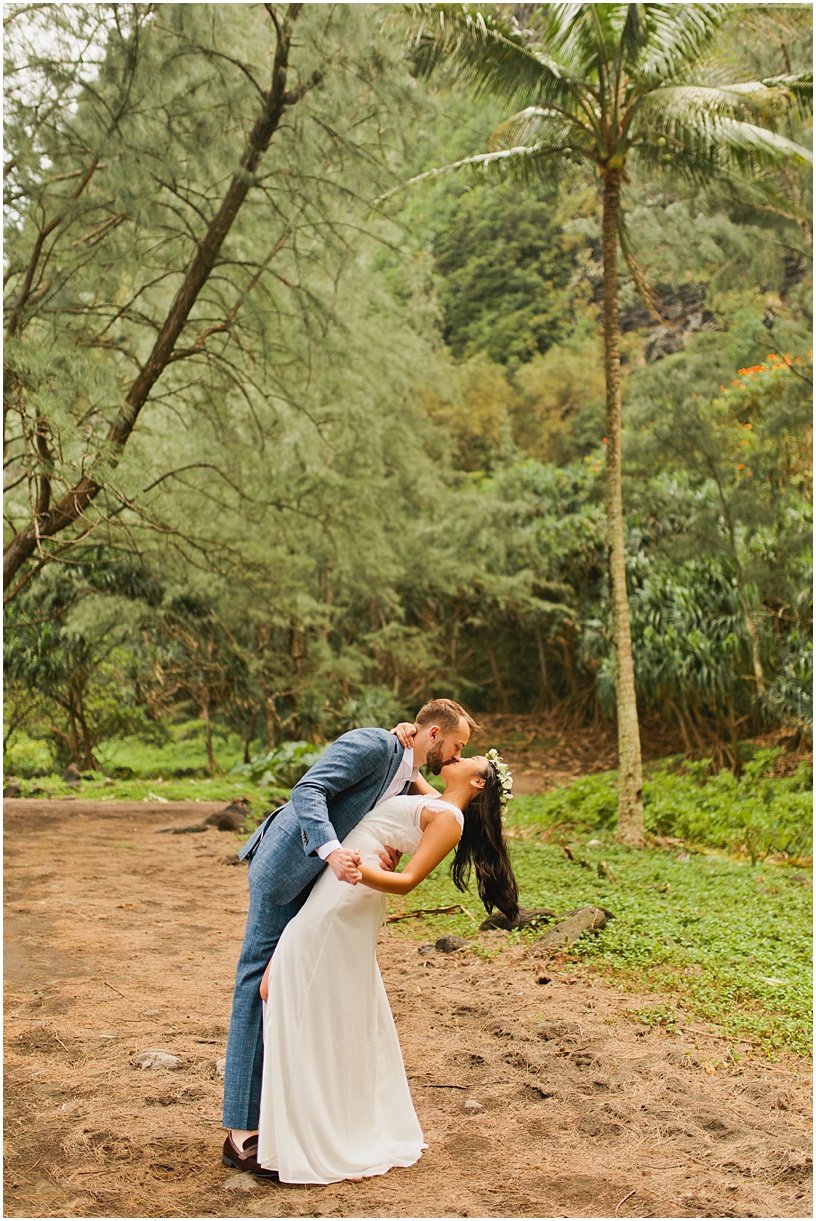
left=327, top=847, right=362, bottom=885
left=390, top=722, right=417, bottom=748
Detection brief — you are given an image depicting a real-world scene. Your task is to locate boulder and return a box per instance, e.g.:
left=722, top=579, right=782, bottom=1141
left=534, top=906, right=611, bottom=951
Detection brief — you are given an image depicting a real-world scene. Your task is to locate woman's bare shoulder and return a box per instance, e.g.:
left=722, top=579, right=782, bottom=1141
left=419, top=799, right=464, bottom=832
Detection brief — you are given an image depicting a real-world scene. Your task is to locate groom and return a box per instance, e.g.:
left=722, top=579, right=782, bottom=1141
left=222, top=697, right=476, bottom=1176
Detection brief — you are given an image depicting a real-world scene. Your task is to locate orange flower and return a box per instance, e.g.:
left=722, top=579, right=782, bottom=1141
left=737, top=463, right=746, bottom=470
left=744, top=423, right=752, bottom=429
left=746, top=470, right=753, bottom=477
left=602, top=436, right=608, bottom=443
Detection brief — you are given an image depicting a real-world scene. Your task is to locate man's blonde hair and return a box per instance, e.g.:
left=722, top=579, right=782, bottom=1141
left=415, top=698, right=480, bottom=735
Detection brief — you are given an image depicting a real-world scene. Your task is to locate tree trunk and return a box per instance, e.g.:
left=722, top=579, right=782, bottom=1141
left=200, top=701, right=220, bottom=774
left=243, top=710, right=257, bottom=765
left=535, top=625, right=553, bottom=711
left=74, top=690, right=99, bottom=771
left=3, top=4, right=307, bottom=592
left=264, top=697, right=280, bottom=750
left=487, top=643, right=509, bottom=714
left=601, top=171, right=645, bottom=847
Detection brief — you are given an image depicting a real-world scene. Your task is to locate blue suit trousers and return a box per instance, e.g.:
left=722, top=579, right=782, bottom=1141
left=221, top=859, right=311, bottom=1129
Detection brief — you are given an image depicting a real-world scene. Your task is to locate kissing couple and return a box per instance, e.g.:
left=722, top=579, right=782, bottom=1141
left=221, top=697, right=518, bottom=1184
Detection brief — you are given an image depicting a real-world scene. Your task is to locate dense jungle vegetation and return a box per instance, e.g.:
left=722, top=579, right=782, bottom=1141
left=4, top=3, right=812, bottom=785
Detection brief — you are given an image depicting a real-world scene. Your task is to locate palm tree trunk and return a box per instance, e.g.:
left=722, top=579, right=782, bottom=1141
left=601, top=171, right=644, bottom=847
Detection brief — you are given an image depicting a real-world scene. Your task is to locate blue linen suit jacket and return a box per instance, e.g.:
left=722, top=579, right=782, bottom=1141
left=237, top=727, right=409, bottom=906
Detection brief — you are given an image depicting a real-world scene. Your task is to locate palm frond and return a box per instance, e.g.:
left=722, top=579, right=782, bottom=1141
left=643, top=81, right=802, bottom=121
left=614, top=4, right=650, bottom=78
left=760, top=71, right=814, bottom=124
left=406, top=3, right=581, bottom=110
left=637, top=4, right=729, bottom=85
left=632, top=114, right=812, bottom=191
left=761, top=71, right=814, bottom=99
left=536, top=3, right=630, bottom=81
left=374, top=142, right=584, bottom=204
left=713, top=115, right=813, bottom=166
left=487, top=105, right=591, bottom=153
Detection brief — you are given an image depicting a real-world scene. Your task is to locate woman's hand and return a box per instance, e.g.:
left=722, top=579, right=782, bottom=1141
left=390, top=722, right=417, bottom=749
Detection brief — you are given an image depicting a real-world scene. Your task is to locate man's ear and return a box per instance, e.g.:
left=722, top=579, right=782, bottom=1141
left=427, top=724, right=441, bottom=741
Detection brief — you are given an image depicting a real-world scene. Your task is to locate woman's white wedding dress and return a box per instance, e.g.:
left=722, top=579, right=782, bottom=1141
left=257, top=793, right=463, bottom=1184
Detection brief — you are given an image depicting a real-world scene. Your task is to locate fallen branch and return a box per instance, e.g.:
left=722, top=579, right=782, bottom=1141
left=679, top=1025, right=759, bottom=1046
left=386, top=903, right=474, bottom=924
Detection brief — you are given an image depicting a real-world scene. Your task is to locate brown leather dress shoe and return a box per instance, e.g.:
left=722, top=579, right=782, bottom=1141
left=222, top=1133, right=280, bottom=1181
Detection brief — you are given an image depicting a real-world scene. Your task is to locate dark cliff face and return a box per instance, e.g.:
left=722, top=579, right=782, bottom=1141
left=580, top=247, right=809, bottom=365
left=781, top=250, right=809, bottom=296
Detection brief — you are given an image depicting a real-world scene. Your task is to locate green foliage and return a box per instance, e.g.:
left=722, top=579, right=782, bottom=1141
left=430, top=177, right=576, bottom=368
left=515, top=750, right=812, bottom=862
left=645, top=750, right=813, bottom=863
left=230, top=741, right=327, bottom=788
left=3, top=732, right=56, bottom=778
left=11, top=771, right=277, bottom=807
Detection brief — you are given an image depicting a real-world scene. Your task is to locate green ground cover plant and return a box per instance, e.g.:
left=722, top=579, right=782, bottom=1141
left=386, top=773, right=812, bottom=1058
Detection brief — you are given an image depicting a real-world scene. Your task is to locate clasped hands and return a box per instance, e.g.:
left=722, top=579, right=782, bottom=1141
left=327, top=843, right=400, bottom=885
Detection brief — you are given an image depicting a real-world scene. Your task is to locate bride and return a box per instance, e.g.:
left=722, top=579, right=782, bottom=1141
left=255, top=751, right=518, bottom=1184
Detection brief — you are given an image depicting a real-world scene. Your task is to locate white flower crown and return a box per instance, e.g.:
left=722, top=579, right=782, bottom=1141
left=485, top=748, right=513, bottom=819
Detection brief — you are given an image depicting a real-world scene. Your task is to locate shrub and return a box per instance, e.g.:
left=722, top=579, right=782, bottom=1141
left=230, top=740, right=327, bottom=788
left=4, top=733, right=56, bottom=778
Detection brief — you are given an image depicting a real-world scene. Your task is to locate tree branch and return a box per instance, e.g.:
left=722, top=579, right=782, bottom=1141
left=4, top=4, right=308, bottom=592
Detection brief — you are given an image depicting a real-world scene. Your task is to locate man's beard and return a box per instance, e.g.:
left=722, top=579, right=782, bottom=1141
left=425, top=740, right=455, bottom=775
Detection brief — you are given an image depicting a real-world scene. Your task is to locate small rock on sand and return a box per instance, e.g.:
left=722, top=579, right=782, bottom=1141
left=223, top=1174, right=257, bottom=1193
left=131, top=1048, right=181, bottom=1070
left=435, top=935, right=471, bottom=953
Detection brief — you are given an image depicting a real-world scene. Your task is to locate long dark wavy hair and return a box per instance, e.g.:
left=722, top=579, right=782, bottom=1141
left=450, top=761, right=519, bottom=921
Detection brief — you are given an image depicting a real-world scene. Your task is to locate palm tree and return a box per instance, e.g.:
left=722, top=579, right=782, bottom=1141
left=402, top=3, right=812, bottom=845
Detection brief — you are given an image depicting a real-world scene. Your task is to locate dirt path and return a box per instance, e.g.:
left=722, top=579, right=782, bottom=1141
left=4, top=800, right=812, bottom=1219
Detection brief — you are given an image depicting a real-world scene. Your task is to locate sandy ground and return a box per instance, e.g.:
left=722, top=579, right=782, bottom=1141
left=4, top=798, right=812, bottom=1219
